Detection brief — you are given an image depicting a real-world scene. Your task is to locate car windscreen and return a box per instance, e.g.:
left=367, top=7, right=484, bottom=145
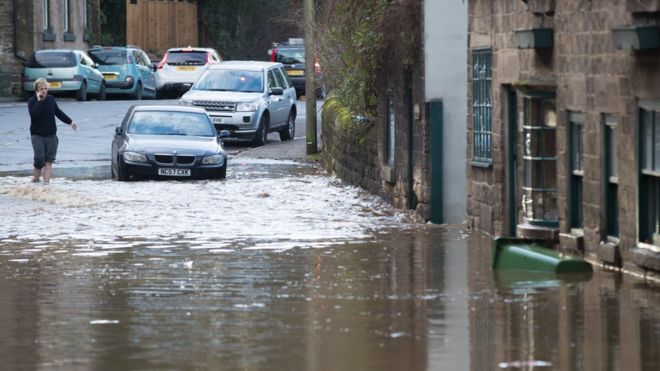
left=275, top=48, right=305, bottom=64
left=26, top=51, right=76, bottom=68
left=88, top=50, right=129, bottom=65
left=127, top=111, right=215, bottom=137
left=166, top=51, right=208, bottom=66
left=193, top=70, right=263, bottom=93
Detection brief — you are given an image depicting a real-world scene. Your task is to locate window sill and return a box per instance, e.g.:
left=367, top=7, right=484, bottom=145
left=63, top=32, right=76, bottom=42
left=471, top=160, right=492, bottom=169
left=42, top=30, right=55, bottom=42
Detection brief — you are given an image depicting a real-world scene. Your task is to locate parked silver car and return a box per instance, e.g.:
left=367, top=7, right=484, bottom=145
left=155, top=46, right=222, bottom=98
left=179, top=61, right=297, bottom=146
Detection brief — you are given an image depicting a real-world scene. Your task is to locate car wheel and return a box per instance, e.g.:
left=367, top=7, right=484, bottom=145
left=279, top=111, right=295, bottom=141
left=218, top=164, right=227, bottom=179
left=76, top=81, right=87, bottom=101
left=116, top=157, right=128, bottom=181
left=253, top=115, right=268, bottom=147
left=97, top=82, right=106, bottom=101
left=133, top=82, right=143, bottom=100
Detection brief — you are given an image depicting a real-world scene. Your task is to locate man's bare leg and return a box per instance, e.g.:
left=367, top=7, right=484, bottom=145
left=33, top=167, right=42, bottom=182
left=43, top=162, right=52, bottom=185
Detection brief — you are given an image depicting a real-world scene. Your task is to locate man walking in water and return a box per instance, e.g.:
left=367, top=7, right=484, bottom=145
left=27, top=78, right=78, bottom=185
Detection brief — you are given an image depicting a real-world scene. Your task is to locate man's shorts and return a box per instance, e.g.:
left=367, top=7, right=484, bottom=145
left=31, top=134, right=58, bottom=169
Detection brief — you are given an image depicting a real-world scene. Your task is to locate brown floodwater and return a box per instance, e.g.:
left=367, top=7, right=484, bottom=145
left=0, top=160, right=658, bottom=370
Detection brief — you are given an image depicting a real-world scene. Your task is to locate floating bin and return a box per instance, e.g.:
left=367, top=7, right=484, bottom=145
left=492, top=237, right=592, bottom=273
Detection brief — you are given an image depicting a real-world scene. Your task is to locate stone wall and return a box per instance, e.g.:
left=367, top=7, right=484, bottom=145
left=468, top=0, right=660, bottom=278
left=320, top=100, right=382, bottom=198
left=0, top=1, right=24, bottom=97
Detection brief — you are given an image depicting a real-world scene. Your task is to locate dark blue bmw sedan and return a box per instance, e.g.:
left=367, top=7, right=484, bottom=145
left=111, top=105, right=229, bottom=181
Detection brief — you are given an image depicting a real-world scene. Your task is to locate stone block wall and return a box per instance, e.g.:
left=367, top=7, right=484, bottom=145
left=468, top=0, right=660, bottom=277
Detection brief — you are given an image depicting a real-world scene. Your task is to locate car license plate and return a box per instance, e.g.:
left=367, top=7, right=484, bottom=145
left=176, top=66, right=197, bottom=71
left=287, top=69, right=304, bottom=76
left=48, top=82, right=61, bottom=88
left=104, top=74, right=117, bottom=81
left=158, top=168, right=191, bottom=177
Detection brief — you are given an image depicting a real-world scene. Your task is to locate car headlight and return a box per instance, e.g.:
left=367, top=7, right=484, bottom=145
left=123, top=151, right=148, bottom=163
left=202, top=154, right=224, bottom=165
left=237, top=101, right=258, bottom=112
left=180, top=99, right=194, bottom=106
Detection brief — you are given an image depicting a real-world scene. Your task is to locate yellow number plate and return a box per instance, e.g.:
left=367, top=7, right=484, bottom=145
left=104, top=74, right=117, bottom=81
left=176, top=66, right=197, bottom=71
left=48, top=82, right=61, bottom=88
left=287, top=69, right=304, bottom=77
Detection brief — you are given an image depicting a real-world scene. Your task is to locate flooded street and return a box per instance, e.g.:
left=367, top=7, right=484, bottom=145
left=1, top=99, right=659, bottom=370
left=0, top=159, right=658, bottom=370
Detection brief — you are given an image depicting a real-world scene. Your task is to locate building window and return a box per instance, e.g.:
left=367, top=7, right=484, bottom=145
left=386, top=94, right=395, bottom=166
left=521, top=97, right=558, bottom=226
left=472, top=49, right=492, bottom=164
left=64, top=0, right=71, bottom=32
left=639, top=103, right=660, bottom=246
left=83, top=0, right=88, bottom=30
left=43, top=0, right=50, bottom=30
left=603, top=114, right=619, bottom=237
left=568, top=112, right=584, bottom=229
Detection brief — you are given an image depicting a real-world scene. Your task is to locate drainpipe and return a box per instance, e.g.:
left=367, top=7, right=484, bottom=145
left=13, top=0, right=27, bottom=61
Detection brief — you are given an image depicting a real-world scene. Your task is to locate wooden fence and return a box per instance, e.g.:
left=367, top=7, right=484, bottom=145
left=126, top=0, right=198, bottom=57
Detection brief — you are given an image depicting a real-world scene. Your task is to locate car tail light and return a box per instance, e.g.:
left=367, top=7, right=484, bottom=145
left=157, top=52, right=168, bottom=69
left=73, top=75, right=83, bottom=81
left=270, top=48, right=277, bottom=62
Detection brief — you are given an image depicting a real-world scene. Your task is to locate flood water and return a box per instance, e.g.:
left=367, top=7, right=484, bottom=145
left=0, top=159, right=658, bottom=370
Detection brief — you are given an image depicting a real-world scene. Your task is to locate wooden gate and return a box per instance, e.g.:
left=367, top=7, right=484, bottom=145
left=126, top=0, right=198, bottom=56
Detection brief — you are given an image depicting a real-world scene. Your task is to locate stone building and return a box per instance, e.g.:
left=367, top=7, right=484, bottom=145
left=321, top=1, right=468, bottom=225
left=0, top=1, right=99, bottom=98
left=467, top=0, right=660, bottom=279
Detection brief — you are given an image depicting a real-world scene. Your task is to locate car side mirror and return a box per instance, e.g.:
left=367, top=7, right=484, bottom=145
left=217, top=130, right=231, bottom=139
left=151, top=62, right=158, bottom=72
left=269, top=87, right=284, bottom=96
left=115, top=125, right=122, bottom=135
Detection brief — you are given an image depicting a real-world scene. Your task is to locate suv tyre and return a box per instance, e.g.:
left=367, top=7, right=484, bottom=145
left=253, top=115, right=268, bottom=146
left=279, top=111, right=295, bottom=141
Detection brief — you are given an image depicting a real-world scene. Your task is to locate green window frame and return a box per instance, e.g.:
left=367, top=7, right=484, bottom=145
left=603, top=114, right=619, bottom=238
left=639, top=102, right=660, bottom=246
left=569, top=112, right=584, bottom=229
left=521, top=97, right=558, bottom=226
left=472, top=48, right=492, bottom=165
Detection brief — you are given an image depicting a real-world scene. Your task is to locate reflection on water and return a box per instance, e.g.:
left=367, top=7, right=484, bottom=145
left=0, top=160, right=659, bottom=370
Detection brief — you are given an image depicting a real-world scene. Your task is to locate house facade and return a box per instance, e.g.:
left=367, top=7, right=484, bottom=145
left=321, top=0, right=468, bottom=225
left=467, top=0, right=660, bottom=279
left=0, top=0, right=98, bottom=97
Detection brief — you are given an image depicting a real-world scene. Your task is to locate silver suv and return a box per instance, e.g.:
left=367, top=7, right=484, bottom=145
left=179, top=61, right=297, bottom=146
left=155, top=46, right=222, bottom=98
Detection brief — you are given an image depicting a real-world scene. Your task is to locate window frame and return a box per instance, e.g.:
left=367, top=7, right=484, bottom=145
left=603, top=114, right=619, bottom=238
left=471, top=48, right=493, bottom=165
left=638, top=100, right=660, bottom=246
left=521, top=96, right=558, bottom=227
left=43, top=0, right=50, bottom=31
left=386, top=94, right=395, bottom=167
left=568, top=112, right=584, bottom=229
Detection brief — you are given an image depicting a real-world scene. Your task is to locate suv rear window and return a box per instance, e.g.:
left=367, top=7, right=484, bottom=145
left=275, top=47, right=305, bottom=64
left=166, top=51, right=208, bottom=66
left=88, top=49, right=129, bottom=65
left=27, top=52, right=76, bottom=68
